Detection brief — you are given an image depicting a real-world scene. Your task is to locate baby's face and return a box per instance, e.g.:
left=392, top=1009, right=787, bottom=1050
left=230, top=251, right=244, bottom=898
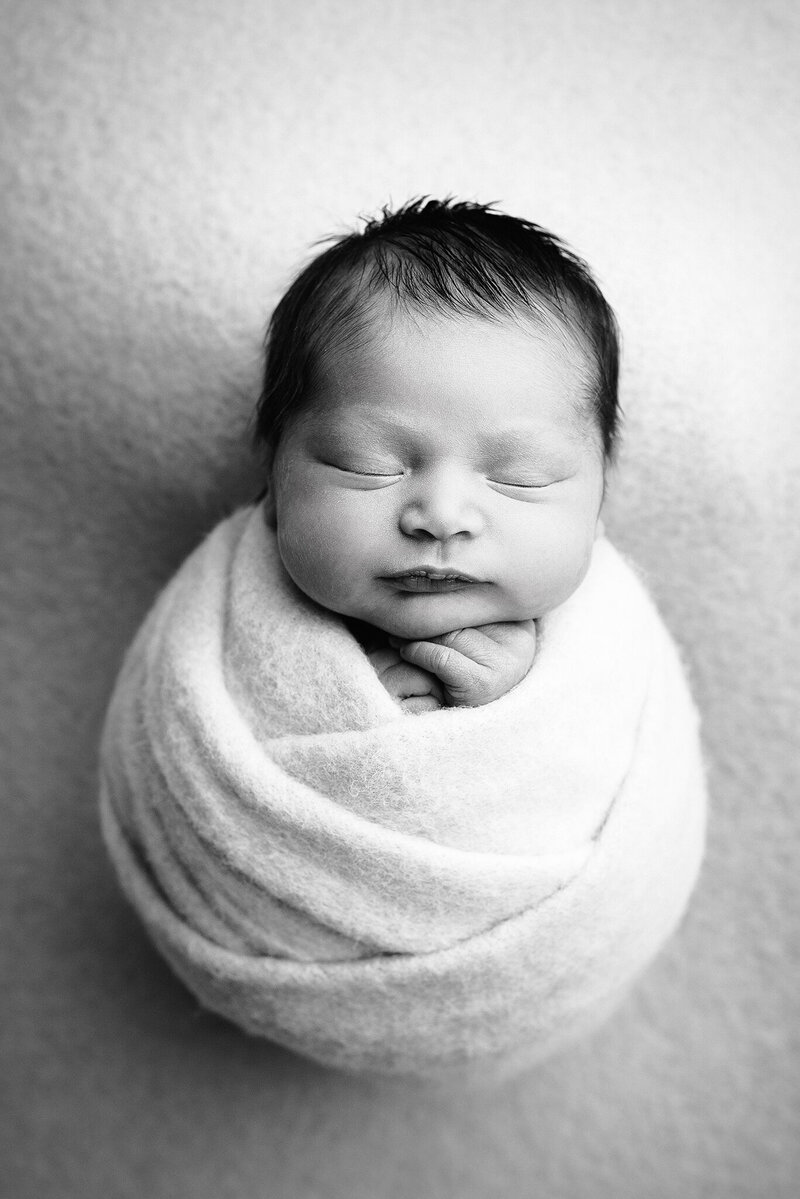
left=266, top=310, right=605, bottom=640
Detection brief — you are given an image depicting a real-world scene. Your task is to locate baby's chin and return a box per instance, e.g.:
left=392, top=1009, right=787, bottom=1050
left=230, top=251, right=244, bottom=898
left=362, top=600, right=538, bottom=641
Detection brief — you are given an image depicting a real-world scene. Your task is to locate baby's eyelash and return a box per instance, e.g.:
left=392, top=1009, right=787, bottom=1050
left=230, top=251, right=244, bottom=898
left=490, top=478, right=551, bottom=489
left=325, top=462, right=403, bottom=478
left=352, top=470, right=402, bottom=478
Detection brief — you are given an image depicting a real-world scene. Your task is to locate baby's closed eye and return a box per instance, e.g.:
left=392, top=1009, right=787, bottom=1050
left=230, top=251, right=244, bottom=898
left=332, top=463, right=403, bottom=477
left=321, top=456, right=404, bottom=478
left=488, top=475, right=555, bottom=490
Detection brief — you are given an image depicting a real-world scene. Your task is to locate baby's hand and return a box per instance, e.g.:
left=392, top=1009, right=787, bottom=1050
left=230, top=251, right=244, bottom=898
left=367, top=646, right=446, bottom=714
left=390, top=621, right=537, bottom=708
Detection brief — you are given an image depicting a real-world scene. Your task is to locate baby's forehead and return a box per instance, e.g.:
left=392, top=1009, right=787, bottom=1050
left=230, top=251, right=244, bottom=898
left=314, top=305, right=598, bottom=433
left=325, top=296, right=593, bottom=375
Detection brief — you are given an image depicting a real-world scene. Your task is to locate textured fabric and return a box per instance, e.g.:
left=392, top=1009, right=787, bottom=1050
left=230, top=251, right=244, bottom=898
left=98, top=503, right=706, bottom=1077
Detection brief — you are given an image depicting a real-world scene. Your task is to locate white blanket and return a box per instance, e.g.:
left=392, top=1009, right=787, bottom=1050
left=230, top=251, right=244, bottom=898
left=99, top=504, right=706, bottom=1077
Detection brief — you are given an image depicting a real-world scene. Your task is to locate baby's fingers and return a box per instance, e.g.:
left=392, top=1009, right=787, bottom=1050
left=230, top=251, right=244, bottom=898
left=381, top=661, right=446, bottom=703
left=367, top=647, right=403, bottom=678
left=397, top=639, right=480, bottom=692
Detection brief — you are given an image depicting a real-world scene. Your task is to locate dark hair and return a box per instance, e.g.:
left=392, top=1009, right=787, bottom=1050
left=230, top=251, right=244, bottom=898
left=251, top=198, right=621, bottom=461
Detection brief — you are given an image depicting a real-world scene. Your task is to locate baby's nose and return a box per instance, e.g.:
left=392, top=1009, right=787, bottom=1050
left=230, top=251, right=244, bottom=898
left=398, top=469, right=485, bottom=541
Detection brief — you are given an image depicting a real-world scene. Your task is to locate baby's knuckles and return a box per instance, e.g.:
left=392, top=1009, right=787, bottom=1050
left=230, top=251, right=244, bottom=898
left=370, top=620, right=536, bottom=710
left=367, top=645, right=445, bottom=707
left=441, top=624, right=536, bottom=706
left=446, top=656, right=512, bottom=706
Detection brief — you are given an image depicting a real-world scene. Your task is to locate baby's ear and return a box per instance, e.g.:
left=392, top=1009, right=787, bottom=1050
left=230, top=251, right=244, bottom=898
left=261, top=486, right=278, bottom=528
left=252, top=475, right=277, bottom=527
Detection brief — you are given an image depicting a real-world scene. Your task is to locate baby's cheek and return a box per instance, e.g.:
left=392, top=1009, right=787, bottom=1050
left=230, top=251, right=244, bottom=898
left=495, top=543, right=562, bottom=620
left=276, top=513, right=327, bottom=594
left=276, top=509, right=358, bottom=611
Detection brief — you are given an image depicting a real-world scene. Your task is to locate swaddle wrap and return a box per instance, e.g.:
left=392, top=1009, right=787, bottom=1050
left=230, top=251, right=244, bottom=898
left=99, top=504, right=706, bottom=1077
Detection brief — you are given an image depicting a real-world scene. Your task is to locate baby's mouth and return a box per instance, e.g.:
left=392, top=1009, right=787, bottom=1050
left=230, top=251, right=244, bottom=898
left=382, top=568, right=482, bottom=594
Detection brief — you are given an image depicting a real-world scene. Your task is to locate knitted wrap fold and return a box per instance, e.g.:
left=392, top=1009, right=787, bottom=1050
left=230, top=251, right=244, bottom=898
left=99, top=504, right=706, bottom=1077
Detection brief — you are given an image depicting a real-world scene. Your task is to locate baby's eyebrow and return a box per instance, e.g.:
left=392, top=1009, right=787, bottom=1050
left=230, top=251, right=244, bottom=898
left=314, top=412, right=579, bottom=459
left=482, top=429, right=575, bottom=458
left=485, top=430, right=537, bottom=454
left=327, top=413, right=552, bottom=443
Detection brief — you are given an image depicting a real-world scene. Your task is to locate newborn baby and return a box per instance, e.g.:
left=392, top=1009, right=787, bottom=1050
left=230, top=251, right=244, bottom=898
left=253, top=198, right=617, bottom=712
left=100, top=199, right=707, bottom=1076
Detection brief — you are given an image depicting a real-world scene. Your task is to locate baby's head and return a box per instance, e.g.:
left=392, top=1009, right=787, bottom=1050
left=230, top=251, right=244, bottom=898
left=252, top=199, right=620, bottom=640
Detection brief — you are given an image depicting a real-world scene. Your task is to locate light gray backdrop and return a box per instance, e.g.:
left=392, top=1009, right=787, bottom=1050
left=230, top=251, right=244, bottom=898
left=2, top=1, right=797, bottom=1195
